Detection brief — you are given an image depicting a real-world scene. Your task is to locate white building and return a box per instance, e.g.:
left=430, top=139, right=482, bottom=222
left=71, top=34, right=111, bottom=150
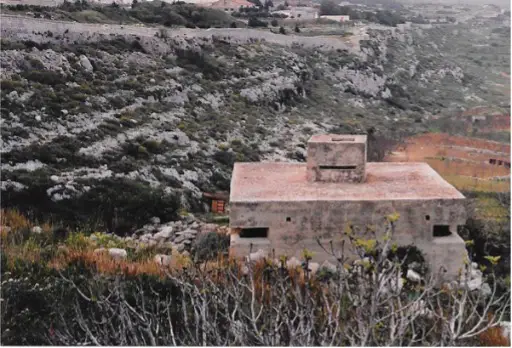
left=317, top=14, right=350, bottom=22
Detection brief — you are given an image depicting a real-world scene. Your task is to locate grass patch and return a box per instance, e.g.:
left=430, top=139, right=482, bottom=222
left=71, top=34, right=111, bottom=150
left=444, top=175, right=510, bottom=192
left=475, top=195, right=509, bottom=222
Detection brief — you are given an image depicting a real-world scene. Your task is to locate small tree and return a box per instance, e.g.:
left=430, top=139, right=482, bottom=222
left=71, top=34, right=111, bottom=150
left=294, top=24, right=300, bottom=33
left=248, top=16, right=268, bottom=27
left=279, top=26, right=286, bottom=34
left=271, top=18, right=278, bottom=27
left=319, top=0, right=341, bottom=15
left=131, top=0, right=138, bottom=8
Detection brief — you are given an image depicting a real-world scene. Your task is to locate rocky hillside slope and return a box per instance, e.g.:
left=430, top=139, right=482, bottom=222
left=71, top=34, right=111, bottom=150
left=1, top=13, right=509, bottom=233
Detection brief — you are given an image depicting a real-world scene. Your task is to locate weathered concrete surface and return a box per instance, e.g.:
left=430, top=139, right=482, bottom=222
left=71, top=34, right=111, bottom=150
left=229, top=135, right=468, bottom=280
left=231, top=162, right=465, bottom=202
left=230, top=198, right=467, bottom=278
left=230, top=199, right=466, bottom=242
left=306, top=134, right=367, bottom=183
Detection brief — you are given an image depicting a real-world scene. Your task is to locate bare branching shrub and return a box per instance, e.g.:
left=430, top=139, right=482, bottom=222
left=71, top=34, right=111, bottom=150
left=18, top=220, right=505, bottom=346
left=1, top=212, right=509, bottom=346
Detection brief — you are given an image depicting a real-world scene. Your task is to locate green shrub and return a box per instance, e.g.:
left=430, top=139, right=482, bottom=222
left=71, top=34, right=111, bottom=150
left=1, top=177, right=180, bottom=235
left=175, top=48, right=224, bottom=80
left=213, top=150, right=236, bottom=166
left=21, top=70, right=66, bottom=86
left=193, top=231, right=230, bottom=262
left=248, top=16, right=268, bottom=27
left=65, top=232, right=90, bottom=251
left=0, top=79, right=25, bottom=93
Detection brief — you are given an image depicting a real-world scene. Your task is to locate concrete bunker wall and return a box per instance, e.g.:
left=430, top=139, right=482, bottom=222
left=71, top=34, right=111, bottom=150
left=230, top=199, right=467, bottom=278
left=306, top=137, right=367, bottom=183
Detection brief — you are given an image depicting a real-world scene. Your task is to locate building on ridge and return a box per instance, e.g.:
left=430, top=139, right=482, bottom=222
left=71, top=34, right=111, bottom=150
left=228, top=134, right=468, bottom=279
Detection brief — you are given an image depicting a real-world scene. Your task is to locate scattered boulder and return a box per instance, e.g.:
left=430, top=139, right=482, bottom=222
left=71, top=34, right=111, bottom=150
left=182, top=213, right=195, bottom=224
left=174, top=235, right=187, bottom=244
left=79, top=55, right=93, bottom=72
left=57, top=245, right=69, bottom=254
left=218, top=226, right=230, bottom=235
left=93, top=248, right=106, bottom=255
left=31, top=226, right=42, bottom=234
left=480, top=282, right=492, bottom=298
left=320, top=260, right=337, bottom=273
left=286, top=257, right=301, bottom=269
left=408, top=261, right=422, bottom=272
left=406, top=269, right=422, bottom=283
left=247, top=249, right=266, bottom=262
left=153, top=226, right=173, bottom=241
left=470, top=268, right=483, bottom=280
left=154, top=254, right=172, bottom=266
left=108, top=248, right=127, bottom=261
left=308, top=262, right=320, bottom=275
left=466, top=277, right=482, bottom=291
left=500, top=322, right=511, bottom=340
left=354, top=257, right=371, bottom=266
left=91, top=216, right=226, bottom=261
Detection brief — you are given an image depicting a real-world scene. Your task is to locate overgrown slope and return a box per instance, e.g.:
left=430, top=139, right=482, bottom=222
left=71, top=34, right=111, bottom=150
left=1, top=10, right=509, bottom=232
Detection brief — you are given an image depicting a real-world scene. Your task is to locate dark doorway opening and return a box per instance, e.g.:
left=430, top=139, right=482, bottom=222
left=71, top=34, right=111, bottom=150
left=240, top=228, right=269, bottom=238
left=433, top=225, right=452, bottom=237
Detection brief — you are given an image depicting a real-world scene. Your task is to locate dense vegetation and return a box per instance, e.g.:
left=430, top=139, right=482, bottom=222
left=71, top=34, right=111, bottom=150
left=1, top=0, right=243, bottom=28
left=1, top=211, right=510, bottom=345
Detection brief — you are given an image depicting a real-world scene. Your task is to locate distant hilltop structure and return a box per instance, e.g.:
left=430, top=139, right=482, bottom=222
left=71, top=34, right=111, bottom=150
left=228, top=134, right=468, bottom=280
left=316, top=14, right=351, bottom=22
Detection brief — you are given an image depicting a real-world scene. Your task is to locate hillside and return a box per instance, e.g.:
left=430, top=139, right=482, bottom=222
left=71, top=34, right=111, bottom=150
left=1, top=4, right=510, bottom=233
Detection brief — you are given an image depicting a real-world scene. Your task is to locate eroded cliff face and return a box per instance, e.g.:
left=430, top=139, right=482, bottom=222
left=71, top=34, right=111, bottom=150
left=1, top=14, right=509, bottom=231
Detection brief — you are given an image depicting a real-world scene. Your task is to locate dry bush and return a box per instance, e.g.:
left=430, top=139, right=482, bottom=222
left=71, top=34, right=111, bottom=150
left=2, top=240, right=43, bottom=268
left=479, top=325, right=510, bottom=346
left=48, top=249, right=193, bottom=278
left=478, top=314, right=510, bottom=346
left=1, top=211, right=510, bottom=346
left=0, top=209, right=31, bottom=231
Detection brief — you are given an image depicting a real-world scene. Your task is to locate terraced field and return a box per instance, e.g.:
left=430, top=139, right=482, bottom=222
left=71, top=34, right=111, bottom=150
left=386, top=132, right=510, bottom=189
left=385, top=132, right=510, bottom=220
